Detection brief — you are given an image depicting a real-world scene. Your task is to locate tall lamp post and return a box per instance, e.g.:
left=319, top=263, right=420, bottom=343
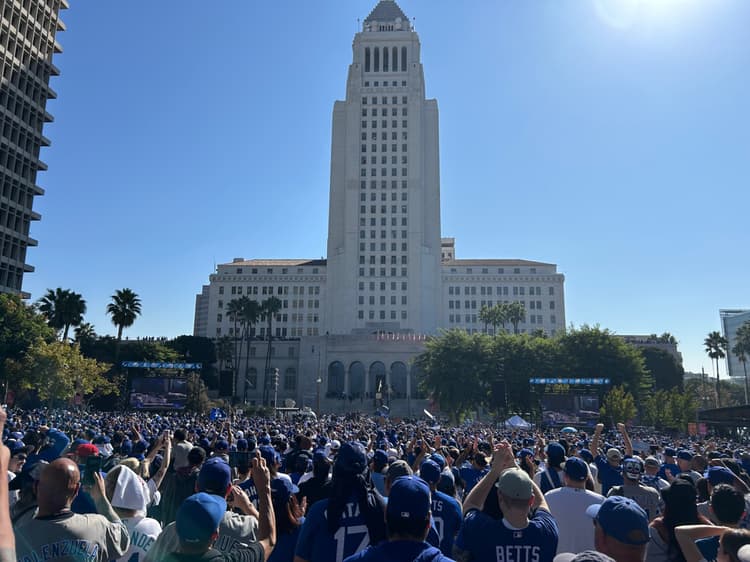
left=272, top=368, right=279, bottom=416
left=316, top=377, right=322, bottom=414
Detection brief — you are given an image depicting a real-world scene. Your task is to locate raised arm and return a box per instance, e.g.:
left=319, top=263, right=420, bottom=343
left=0, top=408, right=15, bottom=561
left=463, top=441, right=515, bottom=514
left=252, top=453, right=276, bottom=561
left=675, top=525, right=727, bottom=562
left=591, top=423, right=604, bottom=457
left=617, top=423, right=633, bottom=457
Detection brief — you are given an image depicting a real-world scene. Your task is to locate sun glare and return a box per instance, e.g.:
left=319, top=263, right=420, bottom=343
left=593, top=0, right=704, bottom=31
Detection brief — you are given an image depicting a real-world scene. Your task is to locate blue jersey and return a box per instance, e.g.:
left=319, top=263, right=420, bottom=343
left=431, top=491, right=462, bottom=556
left=268, top=518, right=303, bottom=562
left=657, top=463, right=680, bottom=481
left=295, top=495, right=380, bottom=562
left=344, top=540, right=453, bottom=562
left=459, top=465, right=488, bottom=497
left=456, top=508, right=558, bottom=562
left=239, top=477, right=260, bottom=508
left=595, top=456, right=623, bottom=496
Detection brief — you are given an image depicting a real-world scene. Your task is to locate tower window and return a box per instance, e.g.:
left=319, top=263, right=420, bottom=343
left=401, top=47, right=407, bottom=71
left=383, top=46, right=389, bottom=72
left=365, top=48, right=370, bottom=72
left=392, top=46, right=398, bottom=71
left=374, top=47, right=380, bottom=72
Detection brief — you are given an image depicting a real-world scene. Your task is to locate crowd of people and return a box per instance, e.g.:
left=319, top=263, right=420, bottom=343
left=4, top=406, right=750, bottom=562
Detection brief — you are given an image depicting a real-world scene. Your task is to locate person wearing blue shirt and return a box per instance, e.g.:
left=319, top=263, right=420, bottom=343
left=591, top=423, right=632, bottom=496
left=657, top=447, right=680, bottom=481
left=458, top=452, right=489, bottom=498
left=344, top=476, right=454, bottom=562
left=418, top=460, right=462, bottom=557
left=455, top=442, right=559, bottom=562
left=294, top=442, right=386, bottom=562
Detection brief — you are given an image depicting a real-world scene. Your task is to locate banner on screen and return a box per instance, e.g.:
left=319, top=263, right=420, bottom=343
left=130, top=377, right=188, bottom=410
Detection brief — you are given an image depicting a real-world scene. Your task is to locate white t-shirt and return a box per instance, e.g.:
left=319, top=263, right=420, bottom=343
left=118, top=515, right=162, bottom=562
left=545, top=486, right=605, bottom=554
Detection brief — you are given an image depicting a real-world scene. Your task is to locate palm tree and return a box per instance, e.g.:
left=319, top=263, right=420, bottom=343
left=479, top=305, right=492, bottom=334
left=239, top=297, right=261, bottom=403
left=226, top=298, right=243, bottom=398
left=736, top=322, right=750, bottom=405
left=705, top=331, right=728, bottom=408
left=493, top=303, right=509, bottom=334
left=74, top=322, right=97, bottom=345
left=732, top=341, right=749, bottom=405
left=261, top=296, right=282, bottom=404
left=38, top=288, right=87, bottom=342
left=507, top=302, right=526, bottom=335
left=106, top=288, right=142, bottom=359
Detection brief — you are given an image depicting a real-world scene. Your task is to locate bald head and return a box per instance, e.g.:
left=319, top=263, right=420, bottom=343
left=36, top=458, right=81, bottom=515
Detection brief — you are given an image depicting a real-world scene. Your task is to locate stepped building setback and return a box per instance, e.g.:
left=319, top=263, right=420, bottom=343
left=194, top=1, right=566, bottom=414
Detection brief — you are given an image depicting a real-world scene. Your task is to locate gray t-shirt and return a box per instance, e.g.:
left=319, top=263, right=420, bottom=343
left=15, top=511, right=130, bottom=562
left=144, top=510, right=258, bottom=562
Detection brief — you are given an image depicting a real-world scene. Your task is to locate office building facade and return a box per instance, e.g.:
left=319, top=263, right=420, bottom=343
left=0, top=0, right=67, bottom=295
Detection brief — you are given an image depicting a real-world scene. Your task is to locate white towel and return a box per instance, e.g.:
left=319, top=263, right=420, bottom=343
left=111, top=466, right=148, bottom=512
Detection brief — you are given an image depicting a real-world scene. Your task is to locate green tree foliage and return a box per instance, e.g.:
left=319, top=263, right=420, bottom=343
left=74, top=323, right=97, bottom=347
left=37, top=288, right=87, bottom=342
left=705, top=331, right=728, bottom=407
left=641, top=388, right=698, bottom=431
left=492, top=333, right=557, bottom=413
left=641, top=347, right=685, bottom=391
left=600, top=386, right=637, bottom=426
left=506, top=302, right=526, bottom=335
left=185, top=372, right=210, bottom=413
left=415, top=330, right=499, bottom=423
left=0, top=294, right=56, bottom=384
left=414, top=325, right=654, bottom=422
left=6, top=340, right=116, bottom=404
left=557, top=326, right=651, bottom=399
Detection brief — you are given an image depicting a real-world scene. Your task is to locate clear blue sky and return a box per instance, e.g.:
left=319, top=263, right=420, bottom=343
left=26, top=0, right=749, bottom=375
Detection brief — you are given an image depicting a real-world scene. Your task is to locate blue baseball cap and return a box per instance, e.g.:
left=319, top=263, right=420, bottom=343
left=547, top=442, right=566, bottom=463
left=387, top=476, right=431, bottom=523
left=258, top=445, right=279, bottom=467
left=419, top=459, right=441, bottom=484
left=372, top=449, right=388, bottom=466
left=197, top=458, right=231, bottom=494
left=334, top=441, right=367, bottom=476
left=430, top=453, right=446, bottom=471
left=707, top=466, right=735, bottom=486
left=586, top=496, right=649, bottom=545
left=579, top=449, right=594, bottom=463
left=176, top=493, right=226, bottom=544
left=271, top=477, right=300, bottom=504
left=564, top=457, right=589, bottom=481
left=517, top=448, right=534, bottom=460
left=677, top=450, right=693, bottom=461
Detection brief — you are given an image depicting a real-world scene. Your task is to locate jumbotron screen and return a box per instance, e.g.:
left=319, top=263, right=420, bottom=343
left=129, top=377, right=188, bottom=410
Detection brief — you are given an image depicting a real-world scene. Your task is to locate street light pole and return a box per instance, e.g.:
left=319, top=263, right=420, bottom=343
left=272, top=368, right=279, bottom=416
left=316, top=377, right=322, bottom=414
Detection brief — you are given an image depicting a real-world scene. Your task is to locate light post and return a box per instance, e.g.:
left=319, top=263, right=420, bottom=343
left=272, top=368, right=279, bottom=415
left=316, top=377, right=322, bottom=414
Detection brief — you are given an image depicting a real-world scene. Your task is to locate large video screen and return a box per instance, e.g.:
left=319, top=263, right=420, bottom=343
left=130, top=377, right=188, bottom=410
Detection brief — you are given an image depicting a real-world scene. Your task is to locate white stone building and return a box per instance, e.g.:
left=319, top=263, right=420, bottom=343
left=193, top=1, right=566, bottom=413
left=721, top=309, right=750, bottom=381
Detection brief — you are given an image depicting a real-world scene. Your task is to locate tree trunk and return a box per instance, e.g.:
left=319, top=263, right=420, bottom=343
left=743, top=359, right=749, bottom=406
left=62, top=324, right=70, bottom=343
left=715, top=357, right=721, bottom=408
